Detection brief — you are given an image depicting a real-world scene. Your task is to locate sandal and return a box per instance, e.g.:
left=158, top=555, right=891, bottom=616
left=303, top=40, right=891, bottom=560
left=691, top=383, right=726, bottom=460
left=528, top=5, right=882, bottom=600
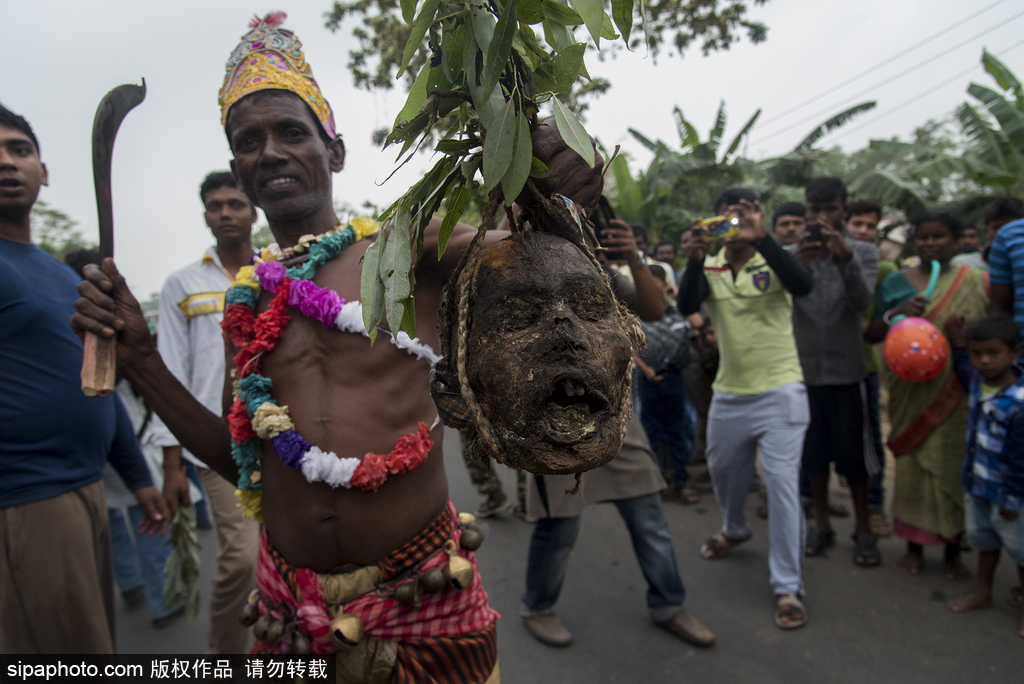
left=852, top=533, right=881, bottom=567
left=700, top=531, right=751, bottom=560
left=868, top=511, right=892, bottom=537
left=805, top=527, right=836, bottom=557
left=679, top=486, right=701, bottom=504
left=775, top=594, right=807, bottom=630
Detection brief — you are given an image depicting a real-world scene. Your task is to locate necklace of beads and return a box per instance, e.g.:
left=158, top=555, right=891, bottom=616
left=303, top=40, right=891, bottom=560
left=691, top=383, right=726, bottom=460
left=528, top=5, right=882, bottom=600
left=222, top=219, right=435, bottom=521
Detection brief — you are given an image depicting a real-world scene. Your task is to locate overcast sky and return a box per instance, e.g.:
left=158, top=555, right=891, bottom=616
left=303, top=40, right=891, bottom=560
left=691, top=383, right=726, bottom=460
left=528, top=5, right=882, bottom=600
left=4, top=0, right=1022, bottom=298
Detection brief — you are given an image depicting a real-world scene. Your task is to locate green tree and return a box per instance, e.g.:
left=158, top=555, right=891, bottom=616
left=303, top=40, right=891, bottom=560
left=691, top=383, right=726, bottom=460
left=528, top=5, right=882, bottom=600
left=850, top=50, right=1024, bottom=221
left=30, top=201, right=95, bottom=261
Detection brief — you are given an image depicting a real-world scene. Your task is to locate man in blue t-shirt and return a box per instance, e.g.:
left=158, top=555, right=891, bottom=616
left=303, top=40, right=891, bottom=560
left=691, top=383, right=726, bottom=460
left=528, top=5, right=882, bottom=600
left=0, top=105, right=168, bottom=654
left=988, top=199, right=1024, bottom=339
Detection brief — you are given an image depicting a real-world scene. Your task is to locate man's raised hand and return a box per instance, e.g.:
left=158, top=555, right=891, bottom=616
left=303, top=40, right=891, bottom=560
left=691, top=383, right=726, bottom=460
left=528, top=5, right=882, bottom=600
left=71, top=258, right=155, bottom=368
left=733, top=199, right=767, bottom=244
left=818, top=220, right=852, bottom=262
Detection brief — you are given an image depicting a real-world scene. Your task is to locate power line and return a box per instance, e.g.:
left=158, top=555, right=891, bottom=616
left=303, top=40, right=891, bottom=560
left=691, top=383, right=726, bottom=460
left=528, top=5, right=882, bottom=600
left=825, top=36, right=1024, bottom=145
left=755, top=0, right=1010, bottom=129
left=750, top=10, right=1024, bottom=147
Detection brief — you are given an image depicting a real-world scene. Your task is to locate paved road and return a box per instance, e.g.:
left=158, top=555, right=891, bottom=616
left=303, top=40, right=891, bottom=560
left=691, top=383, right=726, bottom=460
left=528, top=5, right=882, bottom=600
left=118, top=428, right=1022, bottom=682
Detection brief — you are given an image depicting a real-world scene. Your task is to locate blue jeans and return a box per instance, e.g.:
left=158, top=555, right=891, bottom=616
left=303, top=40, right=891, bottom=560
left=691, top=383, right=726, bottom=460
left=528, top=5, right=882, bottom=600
left=108, top=507, right=177, bottom=620
left=865, top=372, right=887, bottom=509
left=521, top=477, right=686, bottom=622
left=638, top=371, right=691, bottom=486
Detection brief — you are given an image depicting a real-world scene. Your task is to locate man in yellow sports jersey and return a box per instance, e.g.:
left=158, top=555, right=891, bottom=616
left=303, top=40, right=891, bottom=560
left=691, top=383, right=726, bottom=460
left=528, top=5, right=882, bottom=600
left=678, top=188, right=814, bottom=630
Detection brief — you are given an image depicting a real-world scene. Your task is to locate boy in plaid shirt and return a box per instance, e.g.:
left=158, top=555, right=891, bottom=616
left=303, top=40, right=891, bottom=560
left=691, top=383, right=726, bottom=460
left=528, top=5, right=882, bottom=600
left=944, top=315, right=1024, bottom=638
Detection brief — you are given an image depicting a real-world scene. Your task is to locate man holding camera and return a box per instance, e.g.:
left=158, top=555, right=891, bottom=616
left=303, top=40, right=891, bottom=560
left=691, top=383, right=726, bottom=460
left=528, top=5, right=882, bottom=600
left=792, top=178, right=879, bottom=565
left=679, top=188, right=814, bottom=629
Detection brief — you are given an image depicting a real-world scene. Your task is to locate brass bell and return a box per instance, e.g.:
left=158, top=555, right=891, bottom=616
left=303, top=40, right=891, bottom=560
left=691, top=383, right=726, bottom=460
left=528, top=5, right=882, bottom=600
left=464, top=520, right=489, bottom=541
left=239, top=601, right=260, bottom=627
left=290, top=631, right=312, bottom=654
left=266, top=619, right=285, bottom=644
left=253, top=613, right=272, bottom=641
left=394, top=580, right=421, bottom=608
left=419, top=567, right=446, bottom=593
left=328, top=612, right=365, bottom=649
left=247, top=589, right=260, bottom=605
left=460, top=528, right=483, bottom=551
left=442, top=540, right=474, bottom=590
left=458, top=512, right=477, bottom=524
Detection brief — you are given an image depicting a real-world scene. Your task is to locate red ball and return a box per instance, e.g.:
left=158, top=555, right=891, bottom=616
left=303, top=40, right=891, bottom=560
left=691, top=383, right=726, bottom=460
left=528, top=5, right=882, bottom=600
left=883, top=317, right=949, bottom=382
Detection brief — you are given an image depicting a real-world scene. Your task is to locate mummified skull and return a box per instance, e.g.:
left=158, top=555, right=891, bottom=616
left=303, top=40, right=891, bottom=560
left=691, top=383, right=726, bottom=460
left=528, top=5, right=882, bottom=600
left=464, top=232, right=634, bottom=475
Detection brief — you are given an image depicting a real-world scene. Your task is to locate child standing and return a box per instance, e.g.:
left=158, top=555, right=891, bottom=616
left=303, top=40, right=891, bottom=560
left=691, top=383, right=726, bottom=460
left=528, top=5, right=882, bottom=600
left=944, top=315, right=1024, bottom=638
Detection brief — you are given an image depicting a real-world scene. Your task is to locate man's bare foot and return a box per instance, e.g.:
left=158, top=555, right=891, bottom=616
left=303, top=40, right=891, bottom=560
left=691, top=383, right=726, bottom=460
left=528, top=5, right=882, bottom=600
left=947, top=592, right=992, bottom=613
left=944, top=559, right=972, bottom=582
left=898, top=551, right=923, bottom=576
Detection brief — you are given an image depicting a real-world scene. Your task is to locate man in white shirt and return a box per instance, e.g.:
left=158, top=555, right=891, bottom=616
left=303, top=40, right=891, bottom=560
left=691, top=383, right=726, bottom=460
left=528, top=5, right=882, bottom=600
left=149, top=171, right=259, bottom=653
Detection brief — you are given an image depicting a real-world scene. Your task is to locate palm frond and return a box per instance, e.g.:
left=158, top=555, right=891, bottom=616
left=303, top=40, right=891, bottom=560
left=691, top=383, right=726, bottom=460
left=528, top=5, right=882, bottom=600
left=794, top=101, right=877, bottom=151
left=968, top=83, right=1024, bottom=158
left=672, top=106, right=701, bottom=150
left=724, top=109, right=761, bottom=162
left=708, top=100, right=727, bottom=155
left=849, top=170, right=927, bottom=216
left=982, top=49, right=1023, bottom=102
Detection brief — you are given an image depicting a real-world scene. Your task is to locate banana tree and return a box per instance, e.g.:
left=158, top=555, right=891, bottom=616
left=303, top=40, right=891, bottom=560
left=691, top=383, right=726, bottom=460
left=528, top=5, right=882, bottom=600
left=849, top=50, right=1024, bottom=218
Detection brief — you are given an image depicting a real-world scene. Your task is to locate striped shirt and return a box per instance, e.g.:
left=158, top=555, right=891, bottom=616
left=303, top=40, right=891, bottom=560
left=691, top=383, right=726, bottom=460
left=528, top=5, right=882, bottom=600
left=988, top=217, right=1024, bottom=336
left=952, top=349, right=1024, bottom=512
left=148, top=247, right=249, bottom=467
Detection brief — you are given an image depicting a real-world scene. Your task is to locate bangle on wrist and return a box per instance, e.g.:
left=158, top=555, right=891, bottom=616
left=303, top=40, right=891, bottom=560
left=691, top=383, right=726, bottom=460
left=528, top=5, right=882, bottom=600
left=628, top=253, right=647, bottom=268
left=882, top=308, right=898, bottom=325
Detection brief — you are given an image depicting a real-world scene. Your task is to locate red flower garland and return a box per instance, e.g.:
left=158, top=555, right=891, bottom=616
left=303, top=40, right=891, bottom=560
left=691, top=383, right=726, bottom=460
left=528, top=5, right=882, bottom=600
left=233, top=279, right=292, bottom=378
left=228, top=398, right=257, bottom=443
left=223, top=303, right=255, bottom=348
left=349, top=422, right=434, bottom=491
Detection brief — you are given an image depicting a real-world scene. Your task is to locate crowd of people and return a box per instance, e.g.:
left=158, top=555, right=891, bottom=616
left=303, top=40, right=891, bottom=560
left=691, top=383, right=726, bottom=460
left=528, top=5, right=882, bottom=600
left=1, top=11, right=1023, bottom=683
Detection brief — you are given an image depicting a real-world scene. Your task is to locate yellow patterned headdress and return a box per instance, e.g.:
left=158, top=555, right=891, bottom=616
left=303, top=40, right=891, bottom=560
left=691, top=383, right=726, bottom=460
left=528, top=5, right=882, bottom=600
left=218, top=12, right=337, bottom=138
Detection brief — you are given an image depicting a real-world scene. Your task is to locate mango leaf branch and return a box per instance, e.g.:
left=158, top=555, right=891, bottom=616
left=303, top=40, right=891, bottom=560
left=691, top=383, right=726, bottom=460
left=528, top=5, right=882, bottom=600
left=359, top=0, right=643, bottom=340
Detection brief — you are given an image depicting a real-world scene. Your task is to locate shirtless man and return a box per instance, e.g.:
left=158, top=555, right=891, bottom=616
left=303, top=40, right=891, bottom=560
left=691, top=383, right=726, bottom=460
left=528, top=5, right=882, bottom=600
left=71, top=14, right=600, bottom=680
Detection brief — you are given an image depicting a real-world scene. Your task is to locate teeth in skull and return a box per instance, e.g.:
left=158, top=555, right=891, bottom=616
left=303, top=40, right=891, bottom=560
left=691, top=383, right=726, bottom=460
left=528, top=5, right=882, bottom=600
left=576, top=385, right=586, bottom=397
left=563, top=379, right=575, bottom=395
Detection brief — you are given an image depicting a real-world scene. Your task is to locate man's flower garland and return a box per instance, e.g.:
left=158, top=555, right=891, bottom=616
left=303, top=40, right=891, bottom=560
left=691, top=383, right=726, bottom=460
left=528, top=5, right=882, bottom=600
left=222, top=220, right=435, bottom=521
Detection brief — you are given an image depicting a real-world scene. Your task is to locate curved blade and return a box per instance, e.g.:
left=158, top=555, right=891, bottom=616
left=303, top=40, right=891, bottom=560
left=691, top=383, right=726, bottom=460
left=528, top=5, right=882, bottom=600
left=92, top=80, right=146, bottom=259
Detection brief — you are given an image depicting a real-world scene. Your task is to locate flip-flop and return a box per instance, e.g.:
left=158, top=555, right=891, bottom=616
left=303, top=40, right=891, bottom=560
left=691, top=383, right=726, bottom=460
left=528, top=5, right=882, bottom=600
left=852, top=533, right=881, bottom=567
left=805, top=527, right=836, bottom=557
left=775, top=594, right=807, bottom=630
left=700, top=531, right=751, bottom=560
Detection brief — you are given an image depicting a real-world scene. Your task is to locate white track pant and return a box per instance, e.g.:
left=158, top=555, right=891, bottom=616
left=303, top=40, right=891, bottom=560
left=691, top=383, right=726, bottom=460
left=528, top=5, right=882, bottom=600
left=707, top=382, right=810, bottom=595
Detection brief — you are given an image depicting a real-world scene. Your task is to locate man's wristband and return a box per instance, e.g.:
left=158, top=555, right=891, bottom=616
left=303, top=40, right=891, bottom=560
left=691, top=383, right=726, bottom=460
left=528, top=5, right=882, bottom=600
left=628, top=253, right=647, bottom=268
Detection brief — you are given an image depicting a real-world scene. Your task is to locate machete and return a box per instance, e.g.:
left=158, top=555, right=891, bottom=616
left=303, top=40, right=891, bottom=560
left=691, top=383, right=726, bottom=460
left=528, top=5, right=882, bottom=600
left=81, top=80, right=146, bottom=397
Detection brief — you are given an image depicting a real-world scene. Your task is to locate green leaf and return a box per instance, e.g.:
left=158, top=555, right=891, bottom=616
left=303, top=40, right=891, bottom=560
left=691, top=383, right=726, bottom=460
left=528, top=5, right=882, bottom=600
left=519, top=0, right=545, bottom=24
left=443, top=22, right=472, bottom=81
left=483, top=97, right=518, bottom=190
left=610, top=0, right=632, bottom=45
left=542, top=18, right=575, bottom=52
left=360, top=235, right=386, bottom=343
left=969, top=83, right=1024, bottom=158
left=380, top=213, right=413, bottom=333
left=569, top=0, right=604, bottom=48
left=438, top=183, right=471, bottom=257
left=553, top=97, right=595, bottom=167
left=794, top=101, right=876, bottom=151
left=982, top=49, right=1023, bottom=99
left=397, top=0, right=442, bottom=78
left=600, top=11, right=619, bottom=39
left=392, top=63, right=431, bottom=130
left=399, top=295, right=417, bottom=338
left=530, top=156, right=549, bottom=178
left=541, top=0, right=583, bottom=25
left=470, top=4, right=496, bottom=53
left=502, top=111, right=533, bottom=205
left=724, top=108, right=761, bottom=160
left=533, top=42, right=586, bottom=93
left=482, top=0, right=517, bottom=102
left=401, top=0, right=417, bottom=23
left=435, top=139, right=473, bottom=154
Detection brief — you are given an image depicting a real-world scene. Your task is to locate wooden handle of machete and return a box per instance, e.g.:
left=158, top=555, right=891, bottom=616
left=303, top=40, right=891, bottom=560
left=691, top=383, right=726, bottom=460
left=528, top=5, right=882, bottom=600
left=81, top=331, right=116, bottom=397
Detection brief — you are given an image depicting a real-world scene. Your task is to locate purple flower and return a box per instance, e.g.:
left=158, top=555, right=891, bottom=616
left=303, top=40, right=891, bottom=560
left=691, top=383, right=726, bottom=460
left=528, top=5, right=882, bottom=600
left=288, top=280, right=344, bottom=327
left=272, top=430, right=310, bottom=468
left=256, top=261, right=286, bottom=293
left=301, top=286, right=345, bottom=327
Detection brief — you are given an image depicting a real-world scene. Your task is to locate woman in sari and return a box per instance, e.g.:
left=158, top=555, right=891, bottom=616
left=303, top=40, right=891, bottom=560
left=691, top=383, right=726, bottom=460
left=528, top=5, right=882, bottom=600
left=866, top=209, right=988, bottom=579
